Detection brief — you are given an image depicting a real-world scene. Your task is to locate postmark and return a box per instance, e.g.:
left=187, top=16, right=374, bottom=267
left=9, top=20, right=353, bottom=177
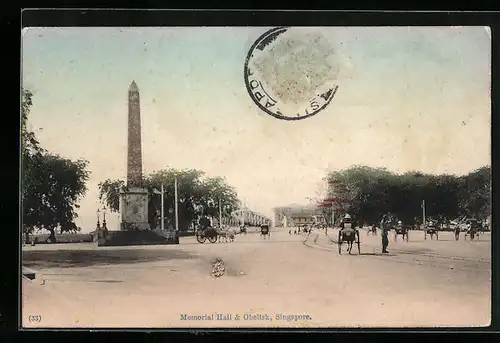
left=244, top=27, right=341, bottom=121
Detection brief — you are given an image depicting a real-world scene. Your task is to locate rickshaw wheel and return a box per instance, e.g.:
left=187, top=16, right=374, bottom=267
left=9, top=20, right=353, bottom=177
left=208, top=235, right=218, bottom=243
left=356, top=232, right=361, bottom=254
left=196, top=234, right=206, bottom=244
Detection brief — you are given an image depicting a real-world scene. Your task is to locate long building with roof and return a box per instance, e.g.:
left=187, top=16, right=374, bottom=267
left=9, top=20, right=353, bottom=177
left=273, top=204, right=328, bottom=227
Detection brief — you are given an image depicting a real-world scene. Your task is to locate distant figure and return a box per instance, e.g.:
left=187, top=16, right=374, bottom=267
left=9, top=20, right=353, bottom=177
left=454, top=222, right=461, bottom=241
left=380, top=214, right=389, bottom=254
left=199, top=216, right=211, bottom=231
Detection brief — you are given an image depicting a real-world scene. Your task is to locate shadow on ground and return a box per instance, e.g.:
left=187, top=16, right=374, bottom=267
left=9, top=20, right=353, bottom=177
left=22, top=248, right=196, bottom=269
left=181, top=238, right=300, bottom=245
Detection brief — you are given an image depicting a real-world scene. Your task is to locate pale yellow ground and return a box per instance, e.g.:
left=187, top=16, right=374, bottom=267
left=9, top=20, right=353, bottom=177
left=22, top=227, right=491, bottom=329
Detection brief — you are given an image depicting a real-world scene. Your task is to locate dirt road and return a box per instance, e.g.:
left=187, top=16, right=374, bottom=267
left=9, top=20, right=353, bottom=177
left=22, top=227, right=491, bottom=328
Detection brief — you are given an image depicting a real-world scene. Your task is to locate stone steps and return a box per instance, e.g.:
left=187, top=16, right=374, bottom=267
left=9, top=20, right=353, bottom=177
left=98, top=229, right=179, bottom=247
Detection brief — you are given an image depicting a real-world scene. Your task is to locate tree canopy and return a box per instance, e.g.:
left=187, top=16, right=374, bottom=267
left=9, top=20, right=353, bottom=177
left=323, top=165, right=491, bottom=225
left=98, top=168, right=240, bottom=231
left=22, top=89, right=90, bottom=243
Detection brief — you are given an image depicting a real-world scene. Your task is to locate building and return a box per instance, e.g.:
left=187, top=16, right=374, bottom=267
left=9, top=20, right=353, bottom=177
left=273, top=204, right=327, bottom=227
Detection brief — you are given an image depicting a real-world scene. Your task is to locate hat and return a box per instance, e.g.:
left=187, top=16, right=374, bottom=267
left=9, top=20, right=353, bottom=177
left=344, top=214, right=351, bottom=219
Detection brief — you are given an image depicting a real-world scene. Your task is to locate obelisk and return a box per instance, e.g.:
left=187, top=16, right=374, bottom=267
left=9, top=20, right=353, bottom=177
left=119, top=81, right=150, bottom=231
left=127, top=81, right=143, bottom=187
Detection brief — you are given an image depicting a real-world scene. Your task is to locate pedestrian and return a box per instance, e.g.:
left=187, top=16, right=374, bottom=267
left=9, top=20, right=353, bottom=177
left=380, top=214, right=389, bottom=254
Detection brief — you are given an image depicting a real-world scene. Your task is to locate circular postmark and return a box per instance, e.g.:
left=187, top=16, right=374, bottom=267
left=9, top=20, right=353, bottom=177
left=244, top=27, right=341, bottom=121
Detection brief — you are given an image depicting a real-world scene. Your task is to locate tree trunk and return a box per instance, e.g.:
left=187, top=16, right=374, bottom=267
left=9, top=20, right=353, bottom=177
left=47, top=228, right=57, bottom=243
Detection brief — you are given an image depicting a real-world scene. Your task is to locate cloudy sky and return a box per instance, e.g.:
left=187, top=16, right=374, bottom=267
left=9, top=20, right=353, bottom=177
left=21, top=26, right=491, bottom=232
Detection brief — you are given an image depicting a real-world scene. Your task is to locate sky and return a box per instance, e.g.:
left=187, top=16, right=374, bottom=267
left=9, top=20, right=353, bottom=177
left=21, top=26, right=491, bottom=233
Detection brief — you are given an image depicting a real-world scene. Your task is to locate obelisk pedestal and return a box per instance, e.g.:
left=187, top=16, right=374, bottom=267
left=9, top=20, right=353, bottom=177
left=119, top=187, right=150, bottom=231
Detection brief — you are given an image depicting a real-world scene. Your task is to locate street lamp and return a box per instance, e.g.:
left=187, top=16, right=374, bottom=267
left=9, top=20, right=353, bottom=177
left=96, top=208, right=101, bottom=228
left=102, top=206, right=108, bottom=231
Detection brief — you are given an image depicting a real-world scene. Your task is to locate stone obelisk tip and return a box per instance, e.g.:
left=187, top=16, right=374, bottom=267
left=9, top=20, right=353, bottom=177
left=129, top=80, right=139, bottom=92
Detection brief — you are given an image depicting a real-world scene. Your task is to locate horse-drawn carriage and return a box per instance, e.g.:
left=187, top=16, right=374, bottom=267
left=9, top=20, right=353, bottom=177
left=260, top=224, right=270, bottom=239
left=196, top=226, right=235, bottom=243
left=337, top=223, right=361, bottom=255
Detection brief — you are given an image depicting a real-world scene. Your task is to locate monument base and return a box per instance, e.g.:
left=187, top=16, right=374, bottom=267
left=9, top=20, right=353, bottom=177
left=97, top=229, right=179, bottom=247
left=120, top=222, right=151, bottom=231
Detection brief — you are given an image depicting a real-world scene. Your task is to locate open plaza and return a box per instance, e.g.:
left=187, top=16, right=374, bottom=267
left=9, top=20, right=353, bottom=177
left=22, top=227, right=491, bottom=328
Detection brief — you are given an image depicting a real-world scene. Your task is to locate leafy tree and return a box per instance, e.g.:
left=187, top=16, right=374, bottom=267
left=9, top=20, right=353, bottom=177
left=98, top=168, right=240, bottom=231
left=324, top=165, right=491, bottom=226
left=458, top=166, right=491, bottom=219
left=21, top=89, right=90, bottom=243
left=21, top=89, right=43, bottom=157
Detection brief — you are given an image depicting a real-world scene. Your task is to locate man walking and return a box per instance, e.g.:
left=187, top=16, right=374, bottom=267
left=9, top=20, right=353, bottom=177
left=380, top=214, right=389, bottom=254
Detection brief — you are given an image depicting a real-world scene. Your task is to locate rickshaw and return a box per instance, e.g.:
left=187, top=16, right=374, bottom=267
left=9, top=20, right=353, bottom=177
left=338, top=223, right=361, bottom=255
left=260, top=224, right=270, bottom=239
left=394, top=222, right=409, bottom=242
left=424, top=221, right=439, bottom=240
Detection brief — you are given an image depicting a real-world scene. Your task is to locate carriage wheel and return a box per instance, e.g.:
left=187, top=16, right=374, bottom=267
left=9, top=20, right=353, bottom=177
left=196, top=234, right=207, bottom=244
left=208, top=235, right=218, bottom=243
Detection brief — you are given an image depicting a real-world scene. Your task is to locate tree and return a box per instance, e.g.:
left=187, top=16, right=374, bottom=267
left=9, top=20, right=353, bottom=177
left=21, top=89, right=90, bottom=243
left=458, top=166, right=491, bottom=219
left=324, top=165, right=491, bottom=226
left=98, top=168, right=240, bottom=231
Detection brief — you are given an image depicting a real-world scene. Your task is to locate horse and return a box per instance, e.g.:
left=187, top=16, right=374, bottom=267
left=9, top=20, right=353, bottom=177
left=217, top=227, right=234, bottom=243
left=225, top=228, right=235, bottom=242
